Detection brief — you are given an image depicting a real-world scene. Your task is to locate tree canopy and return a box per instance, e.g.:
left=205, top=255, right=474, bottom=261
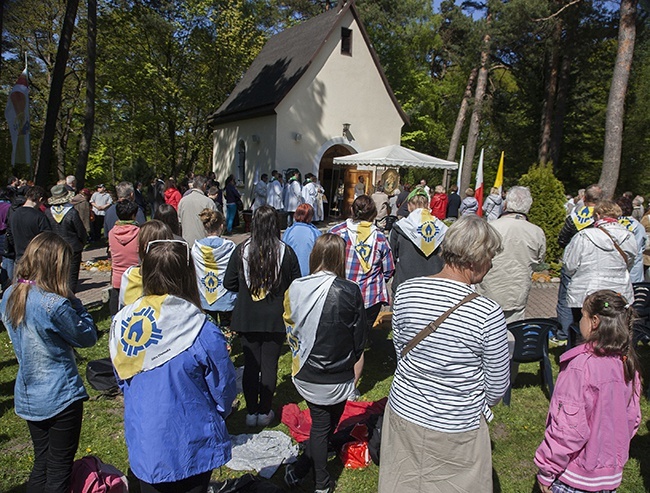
left=0, top=0, right=646, bottom=196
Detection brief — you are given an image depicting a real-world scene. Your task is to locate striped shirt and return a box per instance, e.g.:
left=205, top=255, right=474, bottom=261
left=389, top=277, right=510, bottom=433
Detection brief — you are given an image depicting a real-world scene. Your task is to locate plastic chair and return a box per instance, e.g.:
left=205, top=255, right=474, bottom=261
left=503, top=318, right=559, bottom=406
left=632, top=282, right=650, bottom=344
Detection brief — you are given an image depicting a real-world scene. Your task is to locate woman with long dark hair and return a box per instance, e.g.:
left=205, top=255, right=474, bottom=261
left=224, top=205, right=301, bottom=427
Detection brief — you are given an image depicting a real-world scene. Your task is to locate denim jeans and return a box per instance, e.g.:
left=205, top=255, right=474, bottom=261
left=555, top=266, right=573, bottom=340
left=226, top=203, right=237, bottom=233
left=26, top=400, right=84, bottom=493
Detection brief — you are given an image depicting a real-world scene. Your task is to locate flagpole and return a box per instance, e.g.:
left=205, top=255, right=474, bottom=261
left=456, top=145, right=464, bottom=191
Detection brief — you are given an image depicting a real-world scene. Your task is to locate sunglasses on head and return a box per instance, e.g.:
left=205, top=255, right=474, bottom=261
left=145, top=239, right=190, bottom=267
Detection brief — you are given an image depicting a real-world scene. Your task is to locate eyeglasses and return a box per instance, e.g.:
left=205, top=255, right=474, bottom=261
left=145, top=239, right=191, bottom=266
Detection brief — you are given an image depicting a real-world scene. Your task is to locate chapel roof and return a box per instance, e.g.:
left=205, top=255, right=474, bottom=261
left=208, top=1, right=408, bottom=127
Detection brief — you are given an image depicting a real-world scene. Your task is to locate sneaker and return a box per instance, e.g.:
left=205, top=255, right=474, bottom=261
left=347, top=388, right=361, bottom=402
left=549, top=336, right=567, bottom=346
left=284, top=463, right=303, bottom=488
left=314, top=479, right=336, bottom=493
left=245, top=413, right=258, bottom=427
left=257, top=410, right=275, bottom=427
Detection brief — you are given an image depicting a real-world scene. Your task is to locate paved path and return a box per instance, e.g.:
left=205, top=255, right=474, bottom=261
left=76, top=228, right=560, bottom=319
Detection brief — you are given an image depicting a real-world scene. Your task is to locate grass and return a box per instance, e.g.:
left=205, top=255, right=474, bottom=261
left=2, top=311, right=650, bottom=492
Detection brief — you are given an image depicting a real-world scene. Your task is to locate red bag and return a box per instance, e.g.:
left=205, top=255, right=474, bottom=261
left=70, top=455, right=128, bottom=493
left=340, top=441, right=371, bottom=469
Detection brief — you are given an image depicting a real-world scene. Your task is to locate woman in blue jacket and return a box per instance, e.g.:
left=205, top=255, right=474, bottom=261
left=110, top=239, right=237, bottom=493
left=1, top=232, right=97, bottom=493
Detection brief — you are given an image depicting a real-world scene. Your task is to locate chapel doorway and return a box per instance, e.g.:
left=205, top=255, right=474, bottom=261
left=318, top=144, right=354, bottom=218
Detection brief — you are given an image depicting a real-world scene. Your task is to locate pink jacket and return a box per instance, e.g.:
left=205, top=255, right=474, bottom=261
left=109, top=223, right=140, bottom=288
left=535, top=344, right=641, bottom=491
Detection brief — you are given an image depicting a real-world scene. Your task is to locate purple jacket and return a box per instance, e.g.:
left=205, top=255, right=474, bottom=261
left=535, top=344, right=641, bottom=491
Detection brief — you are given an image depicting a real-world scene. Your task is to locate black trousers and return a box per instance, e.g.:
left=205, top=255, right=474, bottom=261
left=91, top=215, right=104, bottom=242
left=293, top=400, right=346, bottom=489
left=26, top=400, right=84, bottom=493
left=70, top=250, right=82, bottom=293
left=139, top=470, right=212, bottom=493
left=109, top=287, right=119, bottom=317
left=240, top=332, right=285, bottom=415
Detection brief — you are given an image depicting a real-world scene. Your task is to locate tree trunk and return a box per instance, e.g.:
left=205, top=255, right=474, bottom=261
left=549, top=36, right=573, bottom=171
left=538, top=21, right=562, bottom=165
left=443, top=68, right=477, bottom=189
left=75, top=0, right=96, bottom=191
left=461, top=19, right=491, bottom=193
left=600, top=0, right=637, bottom=198
left=35, top=0, right=80, bottom=186
left=0, top=0, right=5, bottom=79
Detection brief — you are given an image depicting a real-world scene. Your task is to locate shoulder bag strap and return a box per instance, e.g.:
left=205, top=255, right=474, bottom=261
left=597, top=226, right=628, bottom=266
left=400, top=292, right=480, bottom=358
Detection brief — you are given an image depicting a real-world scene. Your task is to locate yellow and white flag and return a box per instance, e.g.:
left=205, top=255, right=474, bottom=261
left=110, top=295, right=205, bottom=380
left=494, top=151, right=504, bottom=194
left=393, top=208, right=447, bottom=257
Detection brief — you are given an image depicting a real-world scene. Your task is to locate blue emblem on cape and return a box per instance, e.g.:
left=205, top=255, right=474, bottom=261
left=120, top=306, right=162, bottom=357
left=202, top=272, right=220, bottom=293
left=355, top=241, right=372, bottom=263
left=417, top=220, right=439, bottom=243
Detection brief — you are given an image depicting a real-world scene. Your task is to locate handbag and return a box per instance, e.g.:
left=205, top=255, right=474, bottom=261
left=400, top=292, right=479, bottom=358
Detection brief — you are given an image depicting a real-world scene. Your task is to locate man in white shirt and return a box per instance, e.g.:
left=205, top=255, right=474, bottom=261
left=252, top=174, right=268, bottom=212
left=267, top=170, right=284, bottom=210
left=90, top=184, right=112, bottom=241
left=284, top=170, right=302, bottom=226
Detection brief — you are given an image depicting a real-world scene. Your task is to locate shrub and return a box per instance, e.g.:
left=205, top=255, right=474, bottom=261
left=518, top=163, right=566, bottom=262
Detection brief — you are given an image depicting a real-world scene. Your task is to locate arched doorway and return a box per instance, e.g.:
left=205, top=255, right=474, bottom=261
left=319, top=144, right=354, bottom=218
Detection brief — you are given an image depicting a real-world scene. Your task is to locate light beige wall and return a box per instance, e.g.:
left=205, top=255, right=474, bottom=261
left=275, top=9, right=404, bottom=177
left=212, top=115, right=277, bottom=207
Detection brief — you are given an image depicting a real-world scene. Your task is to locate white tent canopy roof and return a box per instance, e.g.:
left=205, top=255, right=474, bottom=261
left=333, top=144, right=458, bottom=170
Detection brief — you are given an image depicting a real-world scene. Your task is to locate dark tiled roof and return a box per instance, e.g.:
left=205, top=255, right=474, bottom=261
left=208, top=3, right=408, bottom=127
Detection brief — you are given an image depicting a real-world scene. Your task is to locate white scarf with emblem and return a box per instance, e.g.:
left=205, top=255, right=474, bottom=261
left=395, top=208, right=447, bottom=257
left=110, top=295, right=205, bottom=380
left=283, top=271, right=337, bottom=376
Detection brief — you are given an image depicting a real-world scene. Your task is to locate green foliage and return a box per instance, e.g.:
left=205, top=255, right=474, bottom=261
left=518, top=163, right=567, bottom=262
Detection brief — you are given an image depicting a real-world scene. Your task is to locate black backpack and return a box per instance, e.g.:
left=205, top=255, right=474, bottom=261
left=86, top=358, right=118, bottom=393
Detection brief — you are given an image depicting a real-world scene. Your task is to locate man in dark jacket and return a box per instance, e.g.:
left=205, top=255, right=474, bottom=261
left=45, top=184, right=87, bottom=292
left=8, top=185, right=51, bottom=264
left=446, top=184, right=461, bottom=220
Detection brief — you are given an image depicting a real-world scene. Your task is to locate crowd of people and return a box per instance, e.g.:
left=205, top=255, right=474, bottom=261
left=0, top=172, right=646, bottom=493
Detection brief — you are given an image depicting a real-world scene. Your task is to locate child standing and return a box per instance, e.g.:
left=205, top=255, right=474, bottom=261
left=535, top=289, right=642, bottom=493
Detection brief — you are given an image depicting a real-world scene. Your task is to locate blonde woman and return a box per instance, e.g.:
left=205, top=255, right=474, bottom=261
left=1, top=232, right=97, bottom=492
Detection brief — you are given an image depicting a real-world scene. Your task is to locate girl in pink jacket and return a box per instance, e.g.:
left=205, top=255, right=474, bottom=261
left=535, top=290, right=642, bottom=493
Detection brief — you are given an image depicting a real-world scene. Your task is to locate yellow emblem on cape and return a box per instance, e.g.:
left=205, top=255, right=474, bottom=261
left=417, top=210, right=439, bottom=256
left=571, top=206, right=594, bottom=231
left=618, top=217, right=634, bottom=232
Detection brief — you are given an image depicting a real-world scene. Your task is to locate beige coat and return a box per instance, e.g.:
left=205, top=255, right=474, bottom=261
left=478, top=213, right=546, bottom=312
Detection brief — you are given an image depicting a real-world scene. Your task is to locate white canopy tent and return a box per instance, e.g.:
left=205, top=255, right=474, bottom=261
left=333, top=144, right=458, bottom=169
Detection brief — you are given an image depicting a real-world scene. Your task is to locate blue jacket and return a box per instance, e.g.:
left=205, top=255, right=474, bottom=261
left=283, top=222, right=322, bottom=276
left=1, top=286, right=97, bottom=421
left=119, top=318, right=237, bottom=483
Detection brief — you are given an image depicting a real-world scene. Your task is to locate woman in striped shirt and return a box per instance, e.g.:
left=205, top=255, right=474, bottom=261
left=378, top=214, right=510, bottom=493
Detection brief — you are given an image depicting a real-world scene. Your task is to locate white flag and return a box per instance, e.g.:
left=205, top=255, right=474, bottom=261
left=5, top=69, right=31, bottom=167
